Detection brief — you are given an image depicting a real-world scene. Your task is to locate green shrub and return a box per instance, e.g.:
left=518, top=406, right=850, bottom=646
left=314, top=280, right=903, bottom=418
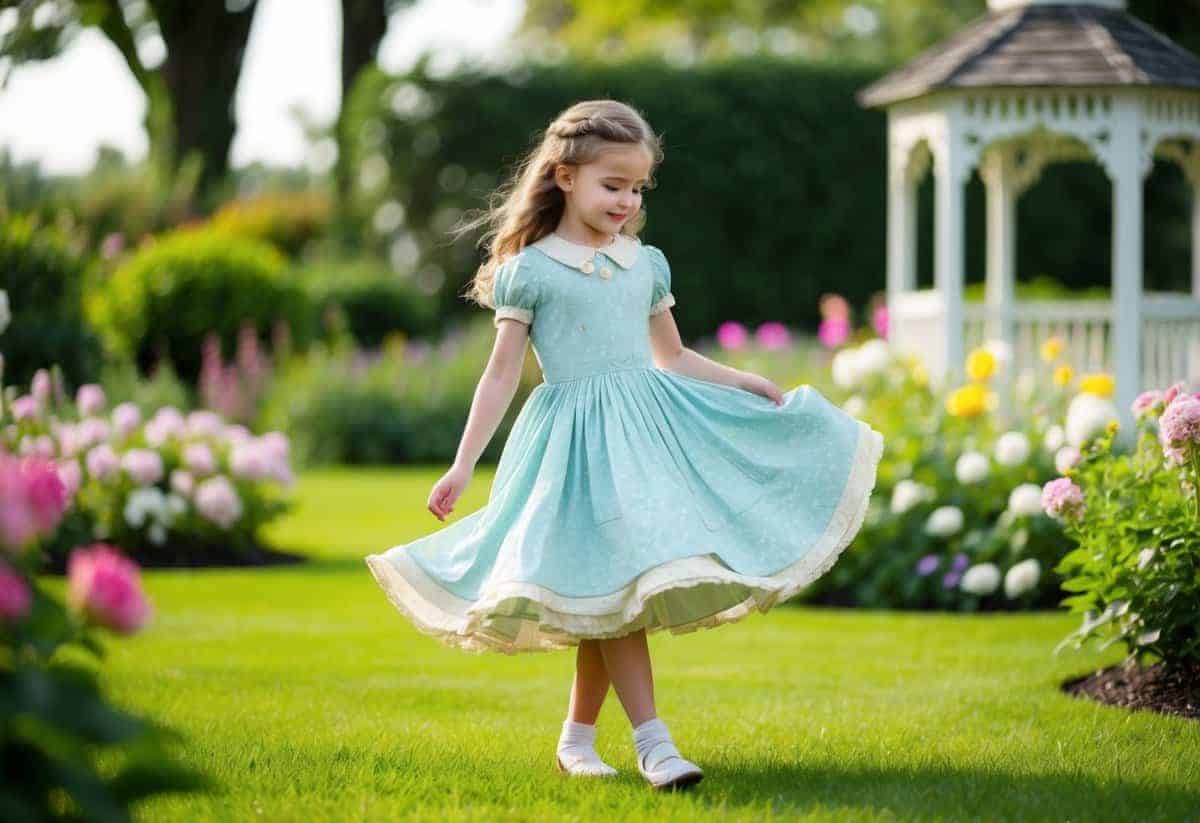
left=208, top=190, right=331, bottom=259
left=85, top=225, right=316, bottom=383
left=0, top=212, right=104, bottom=387
left=297, top=255, right=441, bottom=346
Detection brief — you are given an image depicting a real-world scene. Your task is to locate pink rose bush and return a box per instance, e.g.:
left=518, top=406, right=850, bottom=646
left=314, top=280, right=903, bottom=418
left=1050, top=381, right=1200, bottom=670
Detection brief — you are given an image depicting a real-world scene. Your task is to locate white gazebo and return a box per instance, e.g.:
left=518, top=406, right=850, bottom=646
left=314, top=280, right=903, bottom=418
left=857, top=0, right=1200, bottom=435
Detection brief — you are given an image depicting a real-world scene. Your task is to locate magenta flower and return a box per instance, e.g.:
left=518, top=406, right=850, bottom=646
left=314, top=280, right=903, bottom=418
left=1158, top=394, right=1200, bottom=466
left=872, top=304, right=889, bottom=339
left=66, top=543, right=152, bottom=634
left=817, top=317, right=850, bottom=349
left=76, top=384, right=106, bottom=417
left=0, top=454, right=69, bottom=554
left=1041, top=477, right=1086, bottom=521
left=755, top=321, right=792, bottom=350
left=0, top=563, right=31, bottom=622
left=716, top=321, right=748, bottom=350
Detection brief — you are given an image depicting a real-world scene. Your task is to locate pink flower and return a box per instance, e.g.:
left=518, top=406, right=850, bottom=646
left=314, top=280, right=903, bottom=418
left=66, top=543, right=152, bottom=634
left=31, top=369, right=52, bottom=404
left=817, top=317, right=850, bottom=349
left=184, top=443, right=217, bottom=476
left=1162, top=382, right=1185, bottom=407
left=1158, top=394, right=1200, bottom=466
left=872, top=304, right=889, bottom=339
left=1041, top=477, right=1085, bottom=521
left=120, top=448, right=164, bottom=486
left=716, top=321, right=748, bottom=350
left=755, top=321, right=791, bottom=350
left=111, top=402, right=142, bottom=437
left=0, top=454, right=69, bottom=554
left=144, top=407, right=185, bottom=446
left=101, top=232, right=125, bottom=259
left=22, top=457, right=68, bottom=534
left=170, top=469, right=195, bottom=498
left=0, top=563, right=31, bottom=622
left=1132, top=390, right=1163, bottom=418
left=76, top=417, right=111, bottom=448
left=57, top=459, right=82, bottom=501
left=194, top=475, right=243, bottom=529
left=185, top=410, right=225, bottom=438
left=11, top=395, right=40, bottom=421
left=819, top=293, right=849, bottom=321
left=85, top=443, right=119, bottom=481
left=76, top=384, right=106, bottom=417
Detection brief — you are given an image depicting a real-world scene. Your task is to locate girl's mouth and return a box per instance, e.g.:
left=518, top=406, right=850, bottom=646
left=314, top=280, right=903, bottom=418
left=608, top=212, right=627, bottom=221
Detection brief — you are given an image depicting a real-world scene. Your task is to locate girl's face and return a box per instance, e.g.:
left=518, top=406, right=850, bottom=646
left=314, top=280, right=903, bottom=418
left=555, top=144, right=653, bottom=237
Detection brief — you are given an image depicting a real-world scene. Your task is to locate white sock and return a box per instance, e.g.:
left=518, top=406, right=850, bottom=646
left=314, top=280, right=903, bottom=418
left=557, top=719, right=618, bottom=776
left=632, top=716, right=672, bottom=761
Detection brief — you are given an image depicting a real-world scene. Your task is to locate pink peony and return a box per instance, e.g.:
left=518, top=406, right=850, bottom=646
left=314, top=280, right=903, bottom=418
left=716, top=321, right=748, bottom=350
left=0, top=563, right=31, bottom=622
left=1162, top=382, right=1185, bottom=407
left=872, top=304, right=889, bottom=339
left=76, top=384, right=106, bottom=417
left=66, top=543, right=152, bottom=634
left=111, top=402, right=142, bottom=437
left=120, top=448, right=164, bottom=486
left=194, top=475, right=243, bottom=529
left=76, top=417, right=111, bottom=449
left=817, top=317, right=850, bottom=349
left=85, top=443, right=119, bottom=481
left=755, top=321, right=792, bottom=350
left=1158, top=394, right=1200, bottom=466
left=0, top=454, right=69, bottom=554
left=170, top=469, right=195, bottom=498
left=31, top=369, right=52, bottom=404
left=22, top=457, right=69, bottom=534
left=11, top=394, right=39, bottom=421
left=185, top=410, right=225, bottom=438
left=1041, top=477, right=1086, bottom=521
left=144, top=407, right=185, bottom=446
left=57, top=459, right=82, bottom=501
left=184, top=443, right=217, bottom=476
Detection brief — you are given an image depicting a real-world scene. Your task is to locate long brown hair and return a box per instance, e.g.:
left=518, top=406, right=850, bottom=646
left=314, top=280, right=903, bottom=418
left=452, top=99, right=664, bottom=309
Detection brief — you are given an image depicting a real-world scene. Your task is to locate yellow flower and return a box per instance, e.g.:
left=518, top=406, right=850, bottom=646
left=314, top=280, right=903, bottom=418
left=912, top=361, right=928, bottom=387
left=1053, top=365, right=1073, bottom=387
left=965, top=348, right=996, bottom=382
left=1079, top=372, right=1115, bottom=398
left=1040, top=336, right=1065, bottom=362
left=945, top=384, right=994, bottom=418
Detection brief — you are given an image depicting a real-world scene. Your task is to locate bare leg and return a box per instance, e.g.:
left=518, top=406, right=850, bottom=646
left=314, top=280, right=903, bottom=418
left=595, top=628, right=657, bottom=727
left=565, top=639, right=611, bottom=724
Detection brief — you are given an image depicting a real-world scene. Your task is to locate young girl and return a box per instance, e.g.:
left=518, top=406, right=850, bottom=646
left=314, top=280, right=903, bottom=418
left=365, top=99, right=884, bottom=791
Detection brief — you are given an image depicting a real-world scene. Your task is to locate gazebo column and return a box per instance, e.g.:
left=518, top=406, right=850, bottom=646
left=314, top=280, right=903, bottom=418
left=981, top=148, right=1018, bottom=416
left=934, top=138, right=967, bottom=385
left=886, top=153, right=919, bottom=332
left=1108, top=121, right=1145, bottom=441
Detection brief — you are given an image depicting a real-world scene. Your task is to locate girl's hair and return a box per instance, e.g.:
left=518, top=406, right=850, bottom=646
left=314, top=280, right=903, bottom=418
left=452, top=99, right=664, bottom=309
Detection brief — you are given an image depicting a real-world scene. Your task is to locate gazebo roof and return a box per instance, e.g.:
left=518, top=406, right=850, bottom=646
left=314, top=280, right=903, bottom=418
left=857, top=3, right=1200, bottom=109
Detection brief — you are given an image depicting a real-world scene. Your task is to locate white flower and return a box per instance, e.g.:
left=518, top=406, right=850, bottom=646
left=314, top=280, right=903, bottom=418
left=983, top=338, right=1012, bottom=367
left=843, top=395, right=866, bottom=417
left=0, top=289, right=9, bottom=335
left=1054, top=445, right=1082, bottom=474
left=1016, top=369, right=1037, bottom=402
left=855, top=339, right=892, bottom=377
left=924, top=505, right=964, bottom=538
left=831, top=340, right=893, bottom=390
left=123, top=487, right=166, bottom=529
left=891, top=479, right=934, bottom=515
left=1043, top=424, right=1066, bottom=452
left=994, top=431, right=1031, bottom=467
left=1066, top=393, right=1119, bottom=447
left=1007, top=483, right=1044, bottom=517
left=147, top=522, right=167, bottom=545
left=165, top=493, right=188, bottom=518
left=960, top=562, right=1001, bottom=595
left=955, top=451, right=990, bottom=485
left=1137, top=547, right=1156, bottom=571
left=1135, top=628, right=1161, bottom=646
left=1003, top=558, right=1041, bottom=598
left=832, top=349, right=861, bottom=389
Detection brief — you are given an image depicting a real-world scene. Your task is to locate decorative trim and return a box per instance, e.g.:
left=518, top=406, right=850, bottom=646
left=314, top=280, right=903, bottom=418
left=493, top=306, right=533, bottom=327
left=649, top=293, right=676, bottom=316
left=363, top=418, right=885, bottom=655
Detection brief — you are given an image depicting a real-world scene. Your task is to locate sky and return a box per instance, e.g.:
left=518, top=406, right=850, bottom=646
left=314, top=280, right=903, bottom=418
left=0, top=0, right=525, bottom=176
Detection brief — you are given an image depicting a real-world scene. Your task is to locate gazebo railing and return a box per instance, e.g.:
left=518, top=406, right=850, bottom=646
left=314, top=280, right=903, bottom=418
left=893, top=289, right=1200, bottom=391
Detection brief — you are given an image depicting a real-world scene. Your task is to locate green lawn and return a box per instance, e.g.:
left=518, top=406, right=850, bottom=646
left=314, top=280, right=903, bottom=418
left=40, top=467, right=1199, bottom=821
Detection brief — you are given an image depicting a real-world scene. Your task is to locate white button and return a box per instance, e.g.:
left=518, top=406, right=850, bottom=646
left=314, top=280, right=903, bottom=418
left=599, top=266, right=612, bottom=279
left=579, top=259, right=595, bottom=274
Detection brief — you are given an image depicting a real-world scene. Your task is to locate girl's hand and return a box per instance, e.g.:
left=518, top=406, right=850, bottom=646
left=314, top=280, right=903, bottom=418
left=738, top=372, right=785, bottom=406
left=428, top=462, right=472, bottom=521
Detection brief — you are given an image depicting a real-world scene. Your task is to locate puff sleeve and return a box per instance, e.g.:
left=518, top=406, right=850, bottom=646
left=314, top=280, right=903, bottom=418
left=491, top=255, right=539, bottom=328
left=646, top=245, right=675, bottom=316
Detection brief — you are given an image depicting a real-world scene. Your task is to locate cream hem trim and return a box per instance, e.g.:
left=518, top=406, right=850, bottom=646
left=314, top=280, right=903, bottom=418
left=494, top=306, right=533, bottom=327
left=364, top=419, right=884, bottom=655
left=649, top=293, right=676, bottom=316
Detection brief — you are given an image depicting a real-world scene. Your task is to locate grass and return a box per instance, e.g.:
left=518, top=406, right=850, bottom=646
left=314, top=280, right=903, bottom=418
left=38, top=466, right=1199, bottom=822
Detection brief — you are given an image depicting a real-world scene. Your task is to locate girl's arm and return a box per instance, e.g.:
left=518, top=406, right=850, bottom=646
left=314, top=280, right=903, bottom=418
left=649, top=311, right=783, bottom=404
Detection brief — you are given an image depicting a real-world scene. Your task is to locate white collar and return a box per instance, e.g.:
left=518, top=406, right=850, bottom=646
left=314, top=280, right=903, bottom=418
left=527, top=231, right=642, bottom=270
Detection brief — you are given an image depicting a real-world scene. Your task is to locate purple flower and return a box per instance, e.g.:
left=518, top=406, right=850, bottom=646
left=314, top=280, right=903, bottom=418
left=951, top=553, right=969, bottom=572
left=1041, top=477, right=1085, bottom=521
left=942, top=571, right=962, bottom=589
left=817, top=317, right=850, bottom=349
left=755, top=321, right=792, bottom=350
left=716, top=321, right=748, bottom=350
left=916, top=554, right=940, bottom=576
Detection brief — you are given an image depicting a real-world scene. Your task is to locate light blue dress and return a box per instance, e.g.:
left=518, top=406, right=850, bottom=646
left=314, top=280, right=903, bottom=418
left=365, top=231, right=884, bottom=655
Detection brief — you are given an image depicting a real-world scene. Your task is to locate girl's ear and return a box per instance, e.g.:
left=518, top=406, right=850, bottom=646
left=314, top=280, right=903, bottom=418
left=553, top=163, right=573, bottom=192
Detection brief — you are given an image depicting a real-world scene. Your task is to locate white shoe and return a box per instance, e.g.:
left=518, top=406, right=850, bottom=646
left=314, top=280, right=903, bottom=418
left=555, top=749, right=619, bottom=777
left=636, top=737, right=704, bottom=790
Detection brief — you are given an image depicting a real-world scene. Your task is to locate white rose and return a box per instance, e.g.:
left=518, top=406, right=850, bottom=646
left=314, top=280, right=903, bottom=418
left=831, top=349, right=861, bottom=389
left=994, top=431, right=1031, bottom=467
left=1043, top=424, right=1066, bottom=452
left=1065, top=393, right=1119, bottom=447
left=924, top=505, right=964, bottom=538
left=855, top=339, right=892, bottom=378
left=1007, top=483, right=1044, bottom=517
left=1054, top=446, right=1082, bottom=474
left=960, top=562, right=1001, bottom=595
left=891, top=479, right=934, bottom=515
left=955, top=451, right=990, bottom=485
left=1003, top=558, right=1041, bottom=598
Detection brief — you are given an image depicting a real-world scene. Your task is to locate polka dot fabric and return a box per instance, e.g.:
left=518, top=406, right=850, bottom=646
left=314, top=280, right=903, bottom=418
left=365, top=234, right=884, bottom=654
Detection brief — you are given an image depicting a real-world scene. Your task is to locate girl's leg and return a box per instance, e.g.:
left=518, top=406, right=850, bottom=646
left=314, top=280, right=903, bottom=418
left=594, top=628, right=656, bottom=726
left=566, top=638, right=611, bottom=724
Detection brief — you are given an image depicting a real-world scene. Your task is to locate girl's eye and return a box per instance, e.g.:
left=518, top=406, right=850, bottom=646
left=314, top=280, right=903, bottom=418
left=604, top=185, right=644, bottom=194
